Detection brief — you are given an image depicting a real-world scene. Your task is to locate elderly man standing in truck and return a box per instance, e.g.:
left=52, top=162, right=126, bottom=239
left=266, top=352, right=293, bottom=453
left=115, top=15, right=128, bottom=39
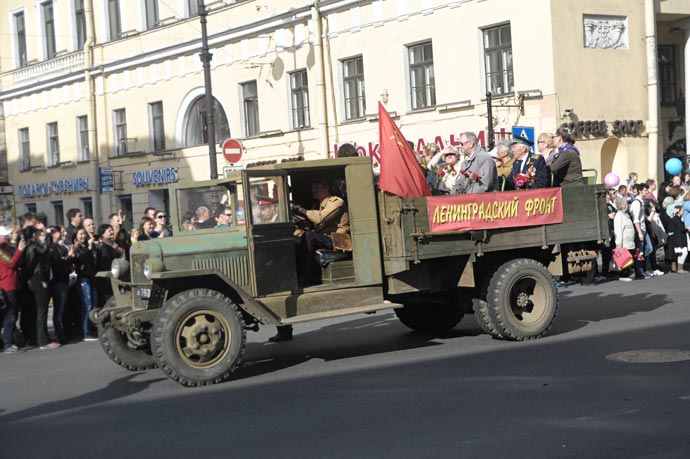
left=452, top=131, right=498, bottom=194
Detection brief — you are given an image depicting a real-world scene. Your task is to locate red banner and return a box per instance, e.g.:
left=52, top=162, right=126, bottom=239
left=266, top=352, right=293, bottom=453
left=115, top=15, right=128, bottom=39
left=427, top=188, right=564, bottom=232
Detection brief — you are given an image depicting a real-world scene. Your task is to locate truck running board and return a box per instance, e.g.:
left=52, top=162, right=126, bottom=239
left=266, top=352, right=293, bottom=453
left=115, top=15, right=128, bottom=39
left=281, top=301, right=403, bottom=324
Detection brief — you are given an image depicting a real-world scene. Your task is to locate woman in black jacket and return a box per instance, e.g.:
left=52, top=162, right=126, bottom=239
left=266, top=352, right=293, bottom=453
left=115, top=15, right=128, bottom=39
left=72, top=228, right=98, bottom=341
left=48, top=226, right=73, bottom=344
left=96, top=224, right=123, bottom=307
left=22, top=226, right=59, bottom=349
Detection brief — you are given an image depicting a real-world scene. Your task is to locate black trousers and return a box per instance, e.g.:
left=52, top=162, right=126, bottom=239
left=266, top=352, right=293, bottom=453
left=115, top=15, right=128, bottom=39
left=27, top=279, right=50, bottom=347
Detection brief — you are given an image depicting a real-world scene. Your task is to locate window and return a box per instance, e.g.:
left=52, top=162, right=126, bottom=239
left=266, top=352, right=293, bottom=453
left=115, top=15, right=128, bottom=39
left=249, top=176, right=288, bottom=224
left=14, top=12, right=28, bottom=67
left=343, top=56, right=365, bottom=119
left=659, top=45, right=678, bottom=105
left=290, top=70, right=310, bottom=129
left=77, top=115, right=89, bottom=161
left=118, top=195, right=133, bottom=229
left=483, top=23, right=513, bottom=96
left=47, top=122, right=60, bottom=166
left=183, top=96, right=230, bottom=147
left=108, top=0, right=122, bottom=40
left=242, top=81, right=260, bottom=137
left=176, top=185, right=240, bottom=232
left=24, top=203, right=37, bottom=214
left=408, top=42, right=435, bottom=109
left=52, top=201, right=64, bottom=227
left=81, top=198, right=93, bottom=219
left=188, top=0, right=199, bottom=17
left=149, top=101, right=166, bottom=151
left=145, top=0, right=160, bottom=29
left=42, top=1, right=57, bottom=59
left=114, top=109, right=127, bottom=156
left=19, top=128, right=31, bottom=171
left=73, top=0, right=86, bottom=50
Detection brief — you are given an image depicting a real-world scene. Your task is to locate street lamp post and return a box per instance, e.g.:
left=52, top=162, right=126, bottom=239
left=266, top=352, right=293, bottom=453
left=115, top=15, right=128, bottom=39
left=198, top=0, right=218, bottom=179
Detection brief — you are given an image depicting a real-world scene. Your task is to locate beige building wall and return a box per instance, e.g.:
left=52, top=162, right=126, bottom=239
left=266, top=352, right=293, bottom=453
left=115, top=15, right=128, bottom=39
left=0, top=0, right=687, bottom=226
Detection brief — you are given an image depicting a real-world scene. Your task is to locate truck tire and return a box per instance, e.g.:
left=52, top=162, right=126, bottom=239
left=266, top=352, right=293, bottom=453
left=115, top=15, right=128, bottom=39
left=472, top=298, right=503, bottom=339
left=486, top=258, right=558, bottom=340
left=395, top=302, right=464, bottom=332
left=152, top=289, right=246, bottom=387
left=98, top=298, right=157, bottom=371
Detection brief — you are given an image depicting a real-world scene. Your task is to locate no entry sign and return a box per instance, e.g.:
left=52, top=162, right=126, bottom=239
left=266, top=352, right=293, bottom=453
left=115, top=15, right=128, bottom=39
left=222, top=138, right=243, bottom=163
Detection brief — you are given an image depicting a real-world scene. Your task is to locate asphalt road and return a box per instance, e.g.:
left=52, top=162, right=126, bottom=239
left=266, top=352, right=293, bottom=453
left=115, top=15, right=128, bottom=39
left=1, top=275, right=689, bottom=459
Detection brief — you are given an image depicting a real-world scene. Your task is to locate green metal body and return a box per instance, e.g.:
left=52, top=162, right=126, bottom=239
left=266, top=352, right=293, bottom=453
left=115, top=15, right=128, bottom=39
left=100, top=157, right=608, bottom=335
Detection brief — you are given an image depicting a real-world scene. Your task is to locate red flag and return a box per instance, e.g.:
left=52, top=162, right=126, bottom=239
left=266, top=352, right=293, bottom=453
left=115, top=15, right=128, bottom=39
left=378, top=102, right=432, bottom=198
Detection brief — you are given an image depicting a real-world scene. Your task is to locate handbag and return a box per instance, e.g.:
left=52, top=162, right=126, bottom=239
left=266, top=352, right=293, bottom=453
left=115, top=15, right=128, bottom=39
left=613, top=247, right=634, bottom=270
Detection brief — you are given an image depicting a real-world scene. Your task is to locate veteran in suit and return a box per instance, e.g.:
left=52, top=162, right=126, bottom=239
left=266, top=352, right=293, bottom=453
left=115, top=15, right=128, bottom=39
left=506, top=134, right=549, bottom=190
left=450, top=132, right=498, bottom=194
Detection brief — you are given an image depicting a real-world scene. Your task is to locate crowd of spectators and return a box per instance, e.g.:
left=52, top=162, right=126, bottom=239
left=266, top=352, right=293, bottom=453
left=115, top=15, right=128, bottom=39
left=0, top=205, right=170, bottom=354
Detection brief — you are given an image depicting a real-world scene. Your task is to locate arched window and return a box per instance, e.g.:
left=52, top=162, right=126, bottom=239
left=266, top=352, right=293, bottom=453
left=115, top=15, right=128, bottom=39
left=183, top=96, right=230, bottom=147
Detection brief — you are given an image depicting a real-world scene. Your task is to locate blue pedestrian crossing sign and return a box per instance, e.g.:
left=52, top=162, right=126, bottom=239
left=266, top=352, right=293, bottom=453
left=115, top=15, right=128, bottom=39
left=511, top=126, right=535, bottom=153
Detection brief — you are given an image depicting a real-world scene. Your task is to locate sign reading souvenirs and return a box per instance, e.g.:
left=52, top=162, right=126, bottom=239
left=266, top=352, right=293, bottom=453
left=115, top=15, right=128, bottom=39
left=132, top=167, right=179, bottom=186
left=559, top=119, right=644, bottom=138
left=427, top=188, right=564, bottom=232
left=99, top=167, right=114, bottom=194
left=18, top=177, right=90, bottom=199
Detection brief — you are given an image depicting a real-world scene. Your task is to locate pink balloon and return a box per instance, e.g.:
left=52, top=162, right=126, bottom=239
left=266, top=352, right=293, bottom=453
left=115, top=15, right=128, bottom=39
left=604, top=172, right=620, bottom=188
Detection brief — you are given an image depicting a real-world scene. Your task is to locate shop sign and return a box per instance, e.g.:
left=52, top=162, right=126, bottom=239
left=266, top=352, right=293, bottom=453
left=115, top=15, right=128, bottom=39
left=132, top=166, right=179, bottom=186
left=427, top=188, right=564, bottom=232
left=559, top=119, right=644, bottom=138
left=99, top=167, right=114, bottom=193
left=18, top=177, right=90, bottom=199
left=333, top=128, right=514, bottom=161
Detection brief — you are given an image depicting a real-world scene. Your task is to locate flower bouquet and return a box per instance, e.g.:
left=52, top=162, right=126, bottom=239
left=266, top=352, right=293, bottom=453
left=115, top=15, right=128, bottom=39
left=514, top=165, right=536, bottom=189
left=453, top=169, right=481, bottom=194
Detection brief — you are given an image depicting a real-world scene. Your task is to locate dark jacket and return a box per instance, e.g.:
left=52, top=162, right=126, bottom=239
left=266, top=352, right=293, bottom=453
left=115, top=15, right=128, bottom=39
left=73, top=242, right=97, bottom=279
left=48, top=242, right=72, bottom=284
left=21, top=240, right=52, bottom=284
left=113, top=226, right=131, bottom=258
left=506, top=153, right=549, bottom=189
left=97, top=241, right=121, bottom=272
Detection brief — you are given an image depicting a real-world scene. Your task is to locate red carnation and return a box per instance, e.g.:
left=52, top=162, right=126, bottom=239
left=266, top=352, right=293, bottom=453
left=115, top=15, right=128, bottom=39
left=472, top=172, right=478, bottom=180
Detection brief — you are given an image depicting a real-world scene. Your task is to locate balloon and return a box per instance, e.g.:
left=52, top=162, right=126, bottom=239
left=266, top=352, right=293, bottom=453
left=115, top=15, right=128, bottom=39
left=604, top=173, right=620, bottom=188
left=665, top=157, right=683, bottom=176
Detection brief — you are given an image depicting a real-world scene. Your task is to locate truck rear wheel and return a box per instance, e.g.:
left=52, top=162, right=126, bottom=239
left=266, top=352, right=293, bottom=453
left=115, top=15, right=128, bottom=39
left=395, top=302, right=464, bottom=332
left=486, top=258, right=558, bottom=340
left=98, top=298, right=157, bottom=371
left=472, top=298, right=503, bottom=339
left=152, top=289, right=246, bottom=387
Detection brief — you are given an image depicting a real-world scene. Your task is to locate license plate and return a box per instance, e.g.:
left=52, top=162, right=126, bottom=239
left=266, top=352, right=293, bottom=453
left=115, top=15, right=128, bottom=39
left=137, top=287, right=151, bottom=299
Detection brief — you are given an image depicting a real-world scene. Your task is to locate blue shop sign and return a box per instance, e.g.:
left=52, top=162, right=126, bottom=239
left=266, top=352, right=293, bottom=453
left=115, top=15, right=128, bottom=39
left=132, top=166, right=179, bottom=186
left=18, top=177, right=90, bottom=199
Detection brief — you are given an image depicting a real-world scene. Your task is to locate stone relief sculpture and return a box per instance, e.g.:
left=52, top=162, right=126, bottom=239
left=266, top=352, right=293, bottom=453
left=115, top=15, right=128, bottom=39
left=583, top=15, right=628, bottom=49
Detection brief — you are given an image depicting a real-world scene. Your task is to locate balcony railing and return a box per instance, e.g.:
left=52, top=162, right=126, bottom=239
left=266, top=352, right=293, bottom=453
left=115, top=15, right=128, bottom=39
left=13, top=51, right=85, bottom=85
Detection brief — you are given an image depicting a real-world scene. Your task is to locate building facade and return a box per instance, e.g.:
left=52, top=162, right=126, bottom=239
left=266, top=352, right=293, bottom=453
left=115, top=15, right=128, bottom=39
left=0, top=0, right=688, bottom=226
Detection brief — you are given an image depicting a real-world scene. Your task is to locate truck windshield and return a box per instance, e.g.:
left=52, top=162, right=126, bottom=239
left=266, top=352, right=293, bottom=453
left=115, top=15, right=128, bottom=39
left=176, top=184, right=244, bottom=231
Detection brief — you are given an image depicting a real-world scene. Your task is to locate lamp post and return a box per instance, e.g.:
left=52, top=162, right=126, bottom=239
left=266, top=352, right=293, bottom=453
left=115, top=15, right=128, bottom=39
left=198, top=0, right=218, bottom=179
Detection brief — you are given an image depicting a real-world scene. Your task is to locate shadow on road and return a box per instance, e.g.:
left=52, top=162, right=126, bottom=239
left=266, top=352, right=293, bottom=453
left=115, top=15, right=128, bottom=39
left=0, top=373, right=166, bottom=424
left=552, top=289, right=670, bottom=335
left=238, top=313, right=481, bottom=380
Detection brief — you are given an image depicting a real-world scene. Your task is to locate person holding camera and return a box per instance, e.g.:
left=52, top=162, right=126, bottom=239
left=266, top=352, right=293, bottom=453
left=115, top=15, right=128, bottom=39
left=0, top=226, right=27, bottom=353
left=73, top=228, right=99, bottom=341
left=22, top=226, right=60, bottom=349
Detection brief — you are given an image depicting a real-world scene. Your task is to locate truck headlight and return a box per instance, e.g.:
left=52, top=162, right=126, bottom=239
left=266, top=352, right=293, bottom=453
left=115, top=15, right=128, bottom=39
left=143, top=258, right=164, bottom=280
left=111, top=259, right=129, bottom=279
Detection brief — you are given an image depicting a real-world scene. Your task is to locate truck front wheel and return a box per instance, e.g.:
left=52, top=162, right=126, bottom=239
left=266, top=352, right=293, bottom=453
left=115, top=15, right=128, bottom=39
left=98, top=297, right=157, bottom=371
left=486, top=259, right=558, bottom=340
left=395, top=302, right=464, bottom=332
left=152, top=289, right=246, bottom=387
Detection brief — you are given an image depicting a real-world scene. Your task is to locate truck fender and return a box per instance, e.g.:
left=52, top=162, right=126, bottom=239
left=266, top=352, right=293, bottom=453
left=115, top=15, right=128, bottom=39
left=150, top=269, right=282, bottom=325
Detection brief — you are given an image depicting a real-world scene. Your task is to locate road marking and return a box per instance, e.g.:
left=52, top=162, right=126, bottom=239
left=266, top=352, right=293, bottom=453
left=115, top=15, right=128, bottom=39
left=576, top=408, right=638, bottom=421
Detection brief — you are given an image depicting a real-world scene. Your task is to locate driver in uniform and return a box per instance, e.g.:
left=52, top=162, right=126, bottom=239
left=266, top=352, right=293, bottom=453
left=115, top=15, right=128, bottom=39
left=269, top=179, right=349, bottom=343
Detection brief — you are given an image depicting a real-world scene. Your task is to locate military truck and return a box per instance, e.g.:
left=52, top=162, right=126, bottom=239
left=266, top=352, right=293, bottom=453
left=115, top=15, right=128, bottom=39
left=93, top=157, right=608, bottom=386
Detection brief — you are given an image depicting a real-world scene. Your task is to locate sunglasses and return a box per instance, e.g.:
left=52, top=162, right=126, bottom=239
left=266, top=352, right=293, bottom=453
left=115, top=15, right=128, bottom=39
left=223, top=213, right=233, bottom=217
left=156, top=215, right=167, bottom=219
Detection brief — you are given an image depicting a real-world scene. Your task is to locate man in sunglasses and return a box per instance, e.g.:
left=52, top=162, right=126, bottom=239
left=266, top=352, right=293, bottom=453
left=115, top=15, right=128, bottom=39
left=214, top=204, right=234, bottom=228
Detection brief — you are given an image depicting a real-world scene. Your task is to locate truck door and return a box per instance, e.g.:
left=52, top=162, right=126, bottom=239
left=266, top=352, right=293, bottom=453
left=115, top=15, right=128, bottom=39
left=244, top=171, right=298, bottom=296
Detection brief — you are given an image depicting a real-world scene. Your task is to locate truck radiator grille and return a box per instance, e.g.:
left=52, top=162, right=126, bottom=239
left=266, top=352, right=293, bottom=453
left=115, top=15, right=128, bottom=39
left=193, top=256, right=250, bottom=287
